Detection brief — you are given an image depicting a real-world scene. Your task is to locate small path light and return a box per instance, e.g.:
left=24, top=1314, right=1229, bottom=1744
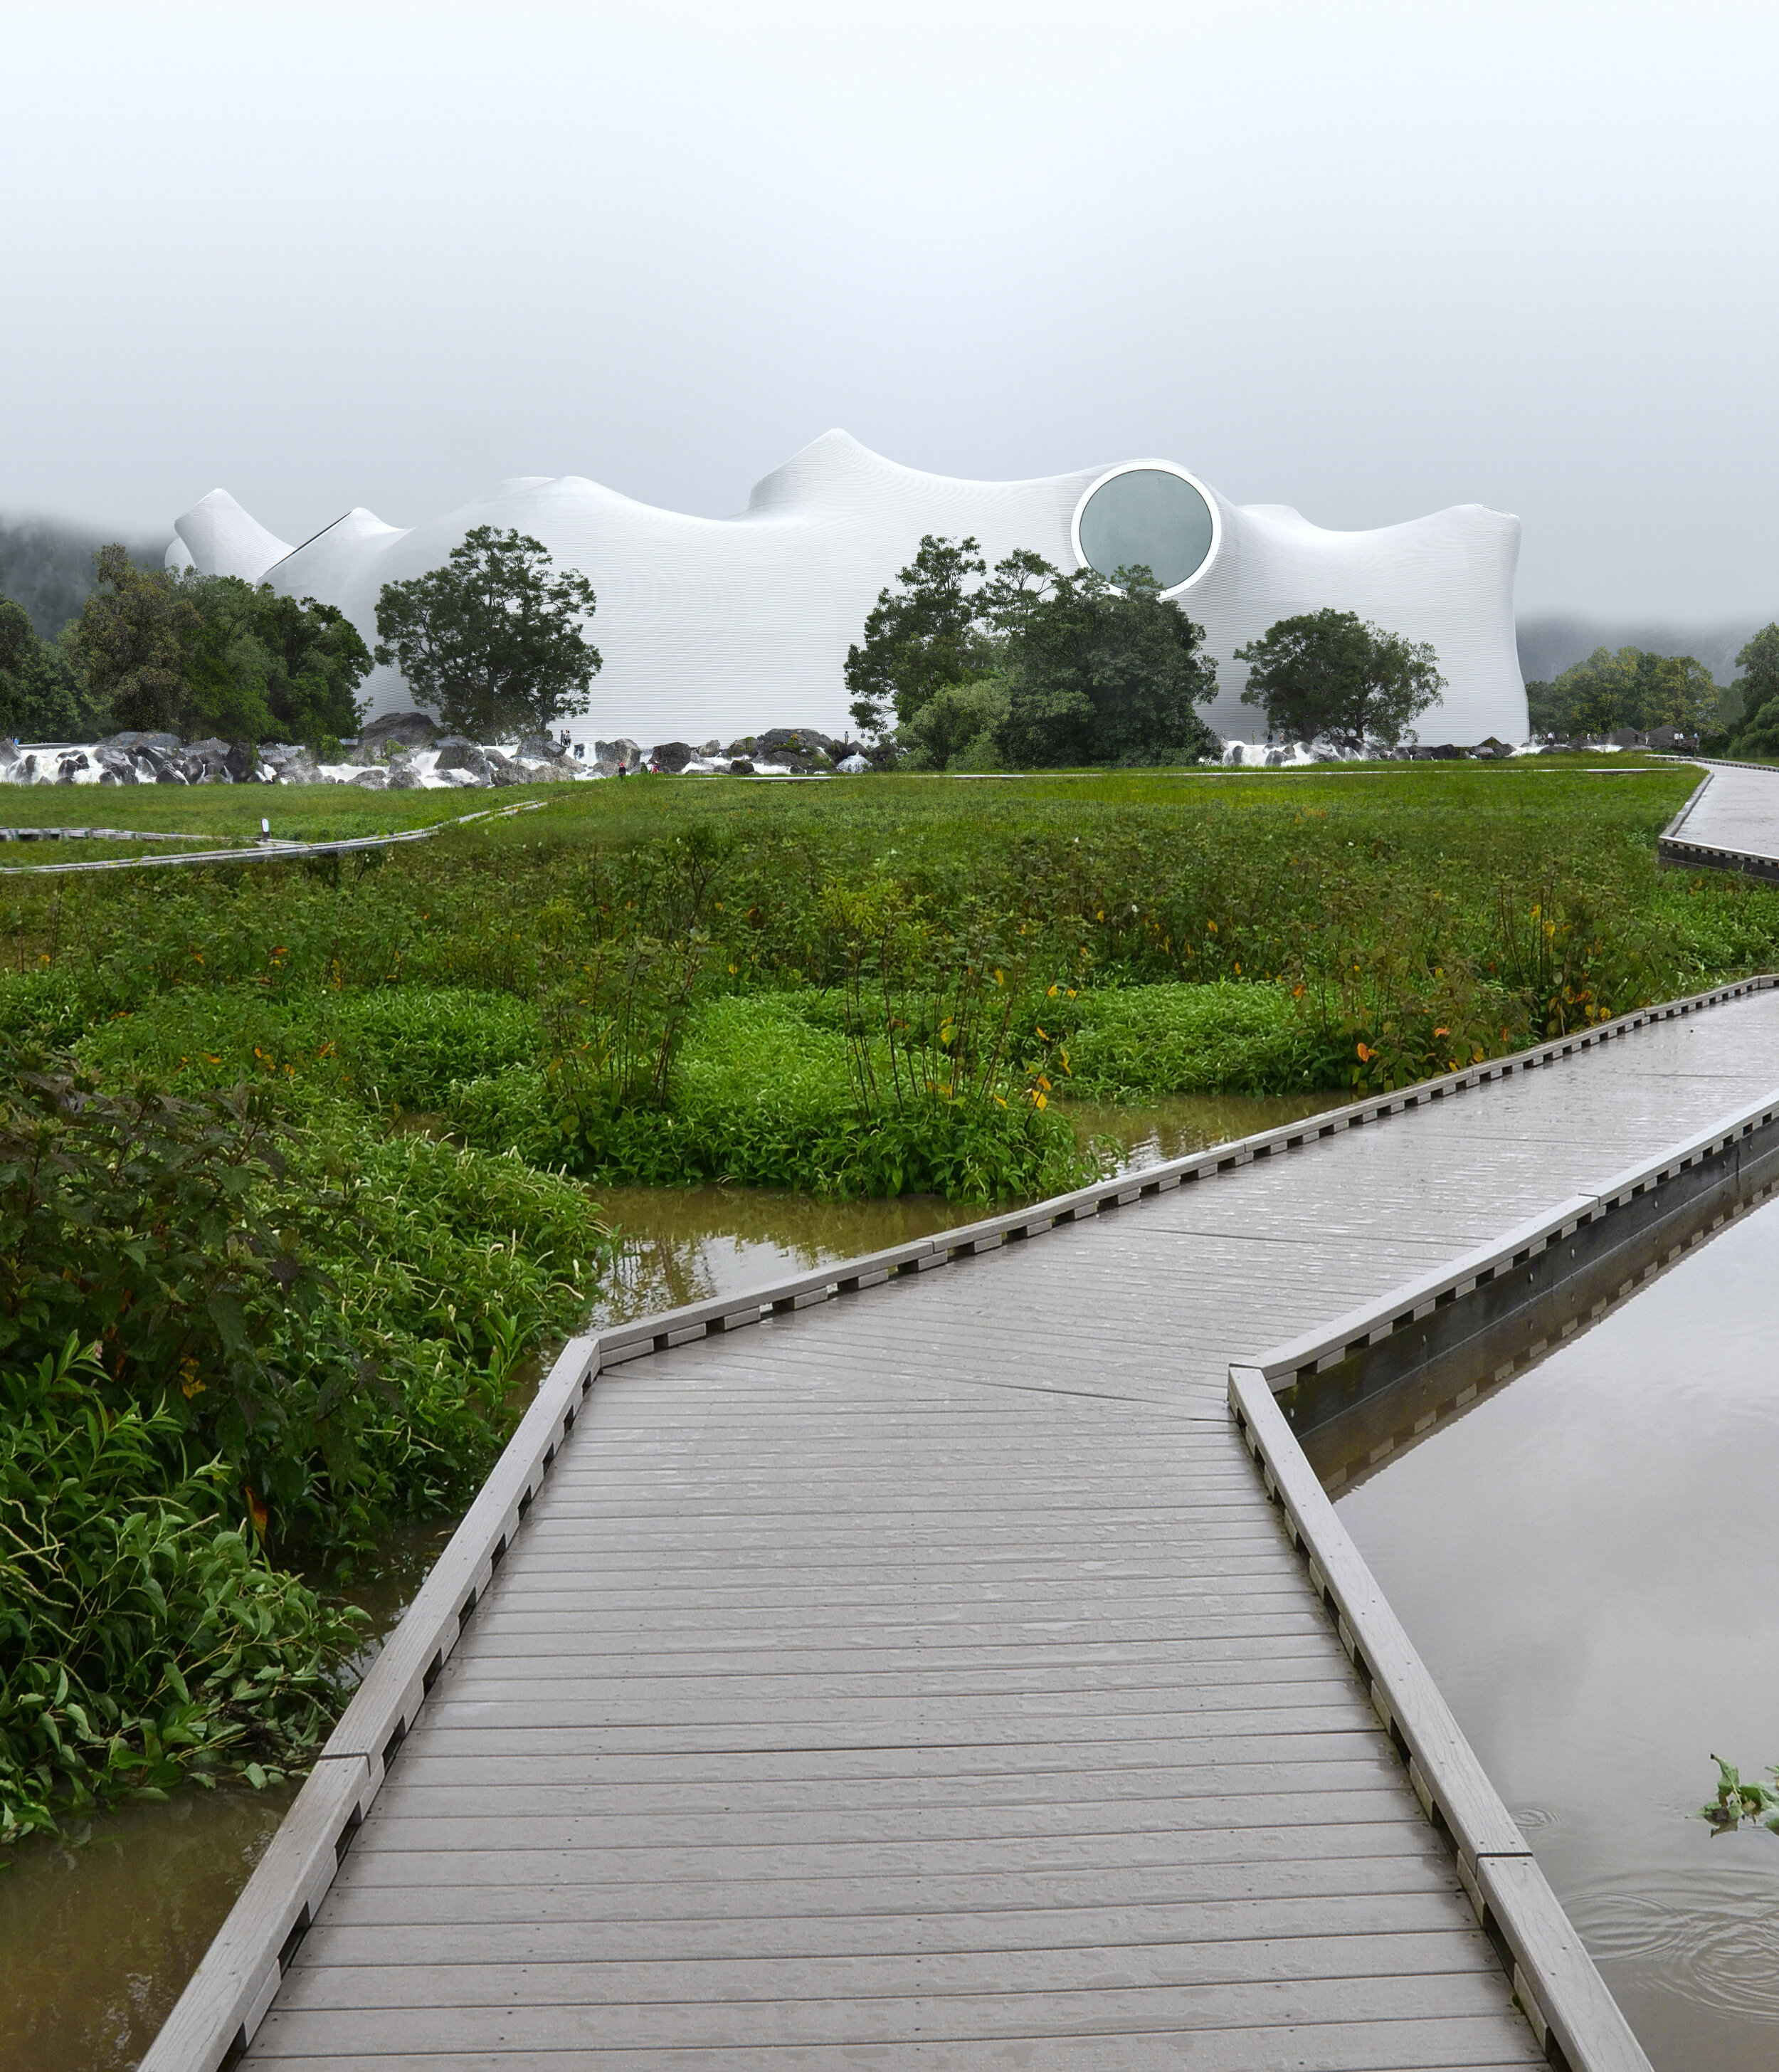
left=260, top=817, right=270, bottom=838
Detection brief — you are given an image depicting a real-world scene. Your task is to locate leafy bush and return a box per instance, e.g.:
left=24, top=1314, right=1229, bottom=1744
left=576, top=993, right=1095, bottom=1201
left=0, top=1053, right=611, bottom=1553
left=1056, top=981, right=1340, bottom=1100
left=0, top=1336, right=364, bottom=1844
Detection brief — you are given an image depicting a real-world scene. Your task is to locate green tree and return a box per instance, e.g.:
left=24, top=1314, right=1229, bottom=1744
left=845, top=535, right=993, bottom=739
left=373, top=527, right=600, bottom=739
left=181, top=578, right=370, bottom=744
left=1731, top=625, right=1779, bottom=753
left=998, top=562, right=1220, bottom=767
left=0, top=604, right=88, bottom=740
left=1640, top=653, right=1722, bottom=735
left=1235, top=609, right=1445, bottom=752
left=1541, top=646, right=1723, bottom=741
left=899, top=675, right=1010, bottom=771
left=66, top=545, right=199, bottom=732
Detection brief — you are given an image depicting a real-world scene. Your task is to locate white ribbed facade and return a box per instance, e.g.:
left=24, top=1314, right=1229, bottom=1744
left=172, top=431, right=1526, bottom=747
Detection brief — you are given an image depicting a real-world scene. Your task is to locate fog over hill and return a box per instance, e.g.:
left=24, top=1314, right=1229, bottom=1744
left=0, top=517, right=171, bottom=638
left=1515, top=614, right=1767, bottom=690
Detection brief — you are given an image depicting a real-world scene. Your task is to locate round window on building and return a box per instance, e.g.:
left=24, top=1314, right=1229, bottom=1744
left=1075, top=466, right=1216, bottom=591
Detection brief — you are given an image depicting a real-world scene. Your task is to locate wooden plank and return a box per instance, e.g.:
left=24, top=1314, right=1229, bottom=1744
left=243, top=1970, right=1531, bottom=2050
left=238, top=2014, right=1545, bottom=2070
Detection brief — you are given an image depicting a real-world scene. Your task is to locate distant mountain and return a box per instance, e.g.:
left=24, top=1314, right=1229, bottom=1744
left=1516, top=614, right=1768, bottom=690
left=0, top=517, right=171, bottom=638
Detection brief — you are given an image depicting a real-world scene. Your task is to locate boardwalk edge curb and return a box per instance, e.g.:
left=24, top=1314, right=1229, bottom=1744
left=1228, top=1362, right=1654, bottom=2072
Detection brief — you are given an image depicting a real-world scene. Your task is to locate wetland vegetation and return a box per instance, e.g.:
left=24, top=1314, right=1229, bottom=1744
left=6, top=757, right=1779, bottom=1851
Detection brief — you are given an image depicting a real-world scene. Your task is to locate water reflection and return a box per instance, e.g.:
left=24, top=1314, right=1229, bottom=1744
left=588, top=1089, right=1338, bottom=1326
left=1337, top=1197, right=1779, bottom=2072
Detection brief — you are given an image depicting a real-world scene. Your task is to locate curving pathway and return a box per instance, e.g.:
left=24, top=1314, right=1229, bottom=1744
left=194, top=988, right=1779, bottom=2072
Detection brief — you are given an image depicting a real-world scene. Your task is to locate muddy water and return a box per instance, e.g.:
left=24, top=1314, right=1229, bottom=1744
left=1338, top=1198, right=1779, bottom=2072
left=3, top=1086, right=1335, bottom=2070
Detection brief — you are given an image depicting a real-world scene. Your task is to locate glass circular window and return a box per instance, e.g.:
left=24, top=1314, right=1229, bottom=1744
left=1075, top=466, right=1216, bottom=590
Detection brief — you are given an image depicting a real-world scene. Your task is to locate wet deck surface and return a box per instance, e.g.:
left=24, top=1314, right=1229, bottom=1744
left=246, top=989, right=1779, bottom=2069
left=1671, top=759, right=1779, bottom=861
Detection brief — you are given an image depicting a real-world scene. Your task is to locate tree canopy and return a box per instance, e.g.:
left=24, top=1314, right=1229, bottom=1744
left=845, top=535, right=994, bottom=739
left=1728, top=625, right=1779, bottom=754
left=845, top=537, right=1220, bottom=768
left=998, top=563, right=1220, bottom=767
left=0, top=600, right=88, bottom=740
left=1235, top=609, right=1445, bottom=752
left=1525, top=645, right=1723, bottom=740
left=181, top=577, right=371, bottom=742
left=374, top=526, right=601, bottom=739
left=61, top=547, right=371, bottom=742
left=66, top=545, right=199, bottom=733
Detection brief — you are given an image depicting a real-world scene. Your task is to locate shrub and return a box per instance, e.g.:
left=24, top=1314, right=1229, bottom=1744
left=0, top=1335, right=364, bottom=1843
left=1055, top=981, right=1340, bottom=1100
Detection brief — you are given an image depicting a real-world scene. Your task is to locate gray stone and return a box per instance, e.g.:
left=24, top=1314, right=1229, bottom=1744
left=359, top=710, right=440, bottom=750
left=594, top=737, right=642, bottom=770
left=432, top=735, right=487, bottom=773
left=757, top=726, right=839, bottom=761
left=223, top=741, right=260, bottom=782
left=650, top=740, right=694, bottom=773
left=728, top=758, right=756, bottom=775
left=386, top=764, right=426, bottom=789
left=349, top=766, right=389, bottom=790
left=98, top=730, right=182, bottom=753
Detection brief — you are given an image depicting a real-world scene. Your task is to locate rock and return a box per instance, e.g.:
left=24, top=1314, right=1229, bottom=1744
left=700, top=739, right=722, bottom=755
left=757, top=726, right=839, bottom=761
left=93, top=745, right=140, bottom=784
left=433, top=735, right=487, bottom=774
left=595, top=737, right=642, bottom=770
left=55, top=751, right=92, bottom=784
left=98, top=730, right=182, bottom=753
left=650, top=741, right=695, bottom=773
left=359, top=710, right=440, bottom=751
left=223, top=741, right=260, bottom=782
left=836, top=752, right=869, bottom=774
left=386, top=764, right=426, bottom=789
left=728, top=758, right=756, bottom=775
left=349, top=766, right=389, bottom=789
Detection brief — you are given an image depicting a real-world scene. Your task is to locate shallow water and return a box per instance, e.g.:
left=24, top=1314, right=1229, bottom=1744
left=1, top=1085, right=1339, bottom=2069
left=1337, top=1199, right=1779, bottom=2072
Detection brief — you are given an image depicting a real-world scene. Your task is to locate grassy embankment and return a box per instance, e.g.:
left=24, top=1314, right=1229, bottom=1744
left=6, top=757, right=1773, bottom=1838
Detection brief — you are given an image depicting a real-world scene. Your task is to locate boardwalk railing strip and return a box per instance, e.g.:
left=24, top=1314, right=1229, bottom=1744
left=1227, top=1362, right=1653, bottom=2072
left=144, top=972, right=1778, bottom=2071
left=0, top=798, right=547, bottom=876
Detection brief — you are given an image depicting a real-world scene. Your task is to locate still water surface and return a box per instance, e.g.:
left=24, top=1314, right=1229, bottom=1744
left=1339, top=1199, right=1779, bottom=2072
left=3, top=1088, right=1331, bottom=2069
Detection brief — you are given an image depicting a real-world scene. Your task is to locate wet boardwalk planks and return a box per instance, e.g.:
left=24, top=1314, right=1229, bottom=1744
left=242, top=990, right=1779, bottom=2070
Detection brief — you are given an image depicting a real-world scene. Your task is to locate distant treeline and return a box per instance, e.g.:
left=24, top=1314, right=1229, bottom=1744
left=0, top=516, right=169, bottom=639
left=1525, top=628, right=1779, bottom=750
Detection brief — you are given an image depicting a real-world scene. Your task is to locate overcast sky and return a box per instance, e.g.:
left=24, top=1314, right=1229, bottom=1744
left=4, top=1, right=1774, bottom=620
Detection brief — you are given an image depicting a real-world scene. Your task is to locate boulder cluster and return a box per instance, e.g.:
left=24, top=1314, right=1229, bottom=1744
left=639, top=729, right=867, bottom=776
left=0, top=714, right=875, bottom=789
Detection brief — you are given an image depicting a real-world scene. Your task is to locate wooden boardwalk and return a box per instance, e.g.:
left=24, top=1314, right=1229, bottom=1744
left=189, top=983, right=1779, bottom=2071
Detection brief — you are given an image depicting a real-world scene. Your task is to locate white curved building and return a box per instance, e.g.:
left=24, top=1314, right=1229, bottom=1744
left=171, top=433, right=1525, bottom=747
